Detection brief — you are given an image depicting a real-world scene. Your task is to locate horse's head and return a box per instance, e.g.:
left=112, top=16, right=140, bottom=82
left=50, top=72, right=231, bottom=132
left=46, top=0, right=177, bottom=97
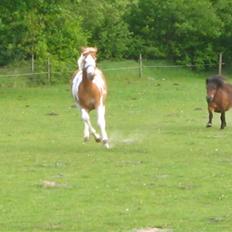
left=78, top=47, right=97, bottom=81
left=206, top=76, right=224, bottom=103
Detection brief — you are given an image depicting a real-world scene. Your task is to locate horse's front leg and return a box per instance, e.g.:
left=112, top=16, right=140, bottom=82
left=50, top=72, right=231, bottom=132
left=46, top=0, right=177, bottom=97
left=80, top=108, right=101, bottom=142
left=206, top=108, right=213, bottom=128
left=97, top=105, right=109, bottom=148
left=83, top=121, right=90, bottom=142
left=220, top=112, right=226, bottom=129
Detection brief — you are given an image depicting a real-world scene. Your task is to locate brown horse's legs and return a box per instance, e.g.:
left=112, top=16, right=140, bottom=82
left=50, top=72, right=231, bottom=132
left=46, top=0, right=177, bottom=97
left=207, top=110, right=213, bottom=127
left=220, top=112, right=226, bottom=129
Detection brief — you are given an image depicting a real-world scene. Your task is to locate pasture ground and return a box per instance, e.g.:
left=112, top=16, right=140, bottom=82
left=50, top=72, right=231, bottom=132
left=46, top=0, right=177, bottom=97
left=0, top=61, right=232, bottom=231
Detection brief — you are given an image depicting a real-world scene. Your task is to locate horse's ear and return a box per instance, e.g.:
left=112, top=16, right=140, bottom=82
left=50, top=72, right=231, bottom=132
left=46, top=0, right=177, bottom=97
left=89, top=47, right=98, bottom=54
left=81, top=47, right=90, bottom=55
left=89, top=47, right=98, bottom=58
left=81, top=47, right=98, bottom=56
left=93, top=48, right=98, bottom=57
left=93, top=47, right=98, bottom=53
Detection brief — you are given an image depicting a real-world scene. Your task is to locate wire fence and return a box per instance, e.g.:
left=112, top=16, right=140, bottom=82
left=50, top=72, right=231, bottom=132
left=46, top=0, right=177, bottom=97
left=0, top=64, right=218, bottom=76
left=0, top=72, right=48, bottom=77
left=0, top=54, right=224, bottom=87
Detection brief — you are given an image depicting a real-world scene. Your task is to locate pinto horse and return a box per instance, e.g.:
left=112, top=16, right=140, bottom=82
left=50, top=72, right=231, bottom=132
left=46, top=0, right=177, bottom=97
left=72, top=47, right=109, bottom=148
left=206, top=75, right=232, bottom=129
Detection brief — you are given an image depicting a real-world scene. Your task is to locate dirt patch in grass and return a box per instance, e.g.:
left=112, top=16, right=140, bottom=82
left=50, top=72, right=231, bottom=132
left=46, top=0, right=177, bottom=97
left=41, top=180, right=67, bottom=189
left=133, top=228, right=173, bottom=232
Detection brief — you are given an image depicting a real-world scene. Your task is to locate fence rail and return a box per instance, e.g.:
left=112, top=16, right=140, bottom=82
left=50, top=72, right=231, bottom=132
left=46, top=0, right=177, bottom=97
left=0, top=72, right=49, bottom=77
left=0, top=64, right=218, bottom=78
left=143, top=64, right=216, bottom=68
left=0, top=53, right=224, bottom=83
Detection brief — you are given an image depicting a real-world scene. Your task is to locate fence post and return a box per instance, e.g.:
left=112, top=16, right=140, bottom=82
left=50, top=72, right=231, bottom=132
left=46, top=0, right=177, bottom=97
left=47, top=57, right=51, bottom=85
left=218, top=52, right=223, bottom=75
left=31, top=53, right=35, bottom=72
left=139, top=53, right=143, bottom=78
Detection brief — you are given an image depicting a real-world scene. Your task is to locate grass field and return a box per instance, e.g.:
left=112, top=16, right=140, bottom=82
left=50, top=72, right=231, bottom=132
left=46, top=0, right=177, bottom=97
left=0, top=61, right=232, bottom=231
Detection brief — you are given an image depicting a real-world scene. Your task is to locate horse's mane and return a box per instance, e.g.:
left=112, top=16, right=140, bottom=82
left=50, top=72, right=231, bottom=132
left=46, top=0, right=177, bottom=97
left=206, top=75, right=225, bottom=88
left=77, top=47, right=98, bottom=70
left=77, top=54, right=84, bottom=70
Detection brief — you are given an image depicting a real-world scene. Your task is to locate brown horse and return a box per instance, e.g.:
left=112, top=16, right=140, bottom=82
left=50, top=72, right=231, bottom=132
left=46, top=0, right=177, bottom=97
left=72, top=47, right=109, bottom=148
left=206, top=75, right=232, bottom=129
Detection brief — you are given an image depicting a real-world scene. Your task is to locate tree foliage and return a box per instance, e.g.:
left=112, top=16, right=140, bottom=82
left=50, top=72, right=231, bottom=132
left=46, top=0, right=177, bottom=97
left=76, top=0, right=132, bottom=59
left=0, top=0, right=232, bottom=69
left=0, top=0, right=87, bottom=66
left=126, top=0, right=224, bottom=65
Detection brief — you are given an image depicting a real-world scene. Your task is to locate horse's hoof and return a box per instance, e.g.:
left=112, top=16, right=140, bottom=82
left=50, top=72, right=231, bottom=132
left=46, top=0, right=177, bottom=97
left=221, top=123, right=227, bottom=129
left=84, top=137, right=89, bottom=142
left=104, top=143, right=110, bottom=149
left=206, top=123, right=212, bottom=128
left=95, top=137, right=101, bottom=143
left=103, top=139, right=110, bottom=149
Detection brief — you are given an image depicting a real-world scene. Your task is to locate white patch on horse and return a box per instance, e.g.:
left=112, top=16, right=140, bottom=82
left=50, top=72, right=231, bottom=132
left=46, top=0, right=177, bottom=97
left=77, top=54, right=84, bottom=70
left=72, top=71, right=82, bottom=101
left=85, top=54, right=96, bottom=76
left=93, top=69, right=107, bottom=95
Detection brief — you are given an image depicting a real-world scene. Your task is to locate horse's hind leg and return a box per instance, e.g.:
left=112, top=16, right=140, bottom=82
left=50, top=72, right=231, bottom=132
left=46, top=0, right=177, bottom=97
left=97, top=105, right=109, bottom=148
left=220, top=112, right=226, bottom=129
left=206, top=109, right=213, bottom=127
left=81, top=108, right=101, bottom=142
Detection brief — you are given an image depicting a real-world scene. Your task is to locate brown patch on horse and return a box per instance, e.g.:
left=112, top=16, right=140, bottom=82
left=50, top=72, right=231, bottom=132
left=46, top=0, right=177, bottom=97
left=206, top=76, right=232, bottom=112
left=78, top=70, right=101, bottom=111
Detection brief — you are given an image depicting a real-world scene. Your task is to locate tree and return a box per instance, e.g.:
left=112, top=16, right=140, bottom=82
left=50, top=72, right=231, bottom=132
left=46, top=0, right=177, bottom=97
left=0, top=0, right=28, bottom=64
left=213, top=0, right=232, bottom=64
left=126, top=0, right=223, bottom=67
left=0, top=0, right=88, bottom=66
left=77, top=0, right=132, bottom=59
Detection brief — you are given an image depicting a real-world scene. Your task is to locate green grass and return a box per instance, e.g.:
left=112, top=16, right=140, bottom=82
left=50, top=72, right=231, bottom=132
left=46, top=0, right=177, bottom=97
left=0, top=61, right=232, bottom=231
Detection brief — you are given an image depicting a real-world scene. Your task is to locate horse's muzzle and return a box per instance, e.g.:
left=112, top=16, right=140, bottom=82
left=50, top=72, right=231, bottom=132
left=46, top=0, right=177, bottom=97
left=206, top=96, right=213, bottom=103
left=87, top=67, right=95, bottom=80
left=87, top=73, right=94, bottom=81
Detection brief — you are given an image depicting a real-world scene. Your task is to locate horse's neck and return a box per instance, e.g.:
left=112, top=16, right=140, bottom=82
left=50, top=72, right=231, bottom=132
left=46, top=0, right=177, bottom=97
left=82, top=69, right=92, bottom=86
